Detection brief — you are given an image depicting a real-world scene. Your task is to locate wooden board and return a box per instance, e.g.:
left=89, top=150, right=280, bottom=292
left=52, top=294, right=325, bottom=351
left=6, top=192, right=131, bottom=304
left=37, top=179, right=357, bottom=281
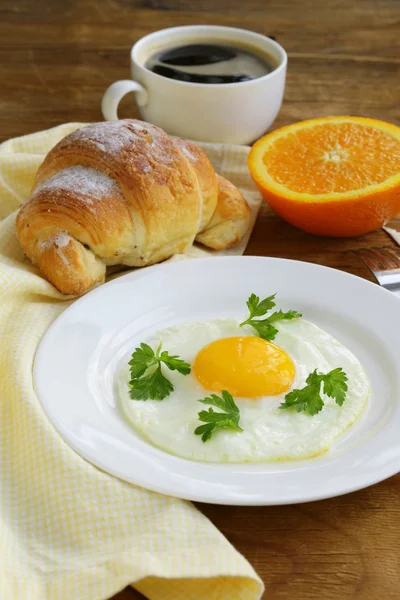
left=1, top=1, right=399, bottom=598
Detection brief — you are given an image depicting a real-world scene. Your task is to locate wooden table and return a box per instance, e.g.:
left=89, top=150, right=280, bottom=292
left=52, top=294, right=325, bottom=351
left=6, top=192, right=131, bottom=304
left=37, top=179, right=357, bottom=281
left=2, top=1, right=399, bottom=598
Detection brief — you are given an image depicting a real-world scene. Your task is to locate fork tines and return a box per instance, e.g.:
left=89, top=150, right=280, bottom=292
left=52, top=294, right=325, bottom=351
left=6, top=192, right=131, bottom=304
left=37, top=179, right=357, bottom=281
left=357, top=247, right=400, bottom=271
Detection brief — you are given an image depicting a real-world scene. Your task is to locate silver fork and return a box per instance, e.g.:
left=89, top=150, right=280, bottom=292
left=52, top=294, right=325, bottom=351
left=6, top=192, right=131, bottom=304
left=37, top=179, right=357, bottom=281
left=356, top=247, right=400, bottom=295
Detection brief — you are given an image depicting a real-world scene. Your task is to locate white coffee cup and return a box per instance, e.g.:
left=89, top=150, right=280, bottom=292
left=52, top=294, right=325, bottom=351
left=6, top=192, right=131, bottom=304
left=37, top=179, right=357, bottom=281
left=102, top=25, right=287, bottom=145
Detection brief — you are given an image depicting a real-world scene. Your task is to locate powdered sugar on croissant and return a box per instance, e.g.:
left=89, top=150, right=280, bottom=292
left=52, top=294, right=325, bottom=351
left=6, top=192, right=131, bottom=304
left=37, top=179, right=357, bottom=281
left=16, top=120, right=250, bottom=295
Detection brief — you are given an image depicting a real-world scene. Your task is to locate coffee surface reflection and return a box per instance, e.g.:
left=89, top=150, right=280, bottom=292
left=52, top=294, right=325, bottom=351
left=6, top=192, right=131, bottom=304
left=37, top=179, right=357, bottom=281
left=145, top=43, right=274, bottom=84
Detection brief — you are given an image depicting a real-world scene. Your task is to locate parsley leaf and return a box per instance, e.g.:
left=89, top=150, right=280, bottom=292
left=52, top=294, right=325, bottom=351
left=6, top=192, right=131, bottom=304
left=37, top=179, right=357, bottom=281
left=240, top=293, right=302, bottom=340
left=129, top=364, right=173, bottom=401
left=279, top=368, right=348, bottom=416
left=159, top=351, right=191, bottom=375
left=267, top=309, right=303, bottom=324
left=319, top=367, right=348, bottom=406
left=128, top=343, right=157, bottom=379
left=247, top=319, right=279, bottom=341
left=280, top=382, right=324, bottom=416
left=194, top=390, right=243, bottom=442
left=128, top=343, right=190, bottom=401
left=246, top=293, right=276, bottom=317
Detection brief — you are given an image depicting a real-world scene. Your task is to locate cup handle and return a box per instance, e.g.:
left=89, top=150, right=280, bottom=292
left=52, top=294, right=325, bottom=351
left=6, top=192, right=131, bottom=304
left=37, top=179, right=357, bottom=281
left=101, top=80, right=149, bottom=121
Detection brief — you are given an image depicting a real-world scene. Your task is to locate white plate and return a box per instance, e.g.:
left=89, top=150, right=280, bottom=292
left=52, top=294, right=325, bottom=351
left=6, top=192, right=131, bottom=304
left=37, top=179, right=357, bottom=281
left=34, top=257, right=400, bottom=505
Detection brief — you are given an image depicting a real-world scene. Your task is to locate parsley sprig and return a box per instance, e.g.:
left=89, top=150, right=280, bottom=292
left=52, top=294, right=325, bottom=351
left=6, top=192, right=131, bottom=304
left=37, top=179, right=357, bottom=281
left=128, top=343, right=190, bottom=401
left=240, top=293, right=302, bottom=340
left=279, top=368, right=348, bottom=416
left=194, top=390, right=243, bottom=442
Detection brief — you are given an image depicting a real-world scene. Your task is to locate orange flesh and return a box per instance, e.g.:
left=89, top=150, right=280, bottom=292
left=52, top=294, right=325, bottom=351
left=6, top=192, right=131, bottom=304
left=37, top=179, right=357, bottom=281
left=262, top=123, right=400, bottom=195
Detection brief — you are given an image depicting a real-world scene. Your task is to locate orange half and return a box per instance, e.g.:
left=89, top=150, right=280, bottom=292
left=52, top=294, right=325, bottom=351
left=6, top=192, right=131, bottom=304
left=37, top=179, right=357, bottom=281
left=248, top=116, right=400, bottom=237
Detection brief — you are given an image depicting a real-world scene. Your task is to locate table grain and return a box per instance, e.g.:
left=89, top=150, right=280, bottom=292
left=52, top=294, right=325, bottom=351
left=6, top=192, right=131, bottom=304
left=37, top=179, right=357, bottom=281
left=1, top=1, right=399, bottom=598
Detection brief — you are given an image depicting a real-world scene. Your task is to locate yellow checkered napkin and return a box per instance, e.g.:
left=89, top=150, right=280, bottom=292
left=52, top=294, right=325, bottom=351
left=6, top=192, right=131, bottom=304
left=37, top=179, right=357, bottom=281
left=0, top=123, right=264, bottom=600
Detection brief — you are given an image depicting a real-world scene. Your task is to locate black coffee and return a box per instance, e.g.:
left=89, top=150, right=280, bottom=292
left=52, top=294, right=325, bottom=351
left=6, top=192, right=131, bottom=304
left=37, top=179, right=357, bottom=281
left=145, top=43, right=274, bottom=84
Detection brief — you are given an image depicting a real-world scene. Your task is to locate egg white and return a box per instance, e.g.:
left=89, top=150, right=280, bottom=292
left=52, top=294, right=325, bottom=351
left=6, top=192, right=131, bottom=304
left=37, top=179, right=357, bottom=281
left=117, top=318, right=369, bottom=462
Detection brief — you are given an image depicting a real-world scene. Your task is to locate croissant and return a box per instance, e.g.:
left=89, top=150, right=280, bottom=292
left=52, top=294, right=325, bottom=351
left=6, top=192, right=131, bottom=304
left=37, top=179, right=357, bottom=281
left=16, top=119, right=251, bottom=295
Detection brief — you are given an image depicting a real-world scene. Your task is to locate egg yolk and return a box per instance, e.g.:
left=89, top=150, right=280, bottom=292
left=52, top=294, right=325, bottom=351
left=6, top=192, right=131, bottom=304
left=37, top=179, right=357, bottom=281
left=193, top=336, right=295, bottom=398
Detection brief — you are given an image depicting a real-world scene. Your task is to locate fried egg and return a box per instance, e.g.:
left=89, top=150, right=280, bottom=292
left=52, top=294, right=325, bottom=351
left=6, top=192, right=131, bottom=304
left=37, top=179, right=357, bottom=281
left=117, top=318, right=369, bottom=462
